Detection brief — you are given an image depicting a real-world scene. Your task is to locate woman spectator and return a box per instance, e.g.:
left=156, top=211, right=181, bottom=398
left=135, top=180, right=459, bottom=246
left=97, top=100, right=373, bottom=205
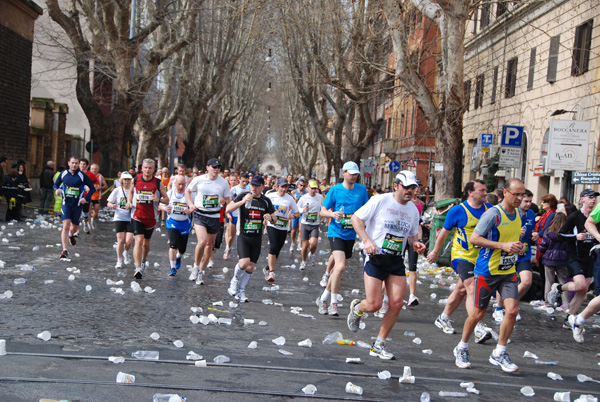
left=534, top=194, right=557, bottom=262
left=538, top=213, right=570, bottom=306
left=15, top=163, right=31, bottom=220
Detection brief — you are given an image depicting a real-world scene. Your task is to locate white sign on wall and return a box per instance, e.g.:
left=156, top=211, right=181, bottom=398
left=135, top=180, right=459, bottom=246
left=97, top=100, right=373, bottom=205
left=547, top=120, right=591, bottom=171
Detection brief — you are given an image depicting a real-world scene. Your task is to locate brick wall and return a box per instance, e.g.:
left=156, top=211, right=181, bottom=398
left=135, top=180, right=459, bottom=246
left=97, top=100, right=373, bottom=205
left=0, top=23, right=33, bottom=163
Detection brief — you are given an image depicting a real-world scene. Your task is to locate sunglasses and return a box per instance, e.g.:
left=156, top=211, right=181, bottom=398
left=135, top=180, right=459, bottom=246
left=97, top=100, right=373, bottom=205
left=402, top=184, right=418, bottom=190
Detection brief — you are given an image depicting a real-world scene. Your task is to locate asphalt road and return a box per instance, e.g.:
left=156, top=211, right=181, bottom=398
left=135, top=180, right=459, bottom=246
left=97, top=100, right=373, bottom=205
left=0, top=208, right=599, bottom=402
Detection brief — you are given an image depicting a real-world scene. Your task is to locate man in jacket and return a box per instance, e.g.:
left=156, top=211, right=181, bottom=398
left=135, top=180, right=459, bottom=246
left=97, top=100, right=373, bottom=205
left=39, top=161, right=55, bottom=215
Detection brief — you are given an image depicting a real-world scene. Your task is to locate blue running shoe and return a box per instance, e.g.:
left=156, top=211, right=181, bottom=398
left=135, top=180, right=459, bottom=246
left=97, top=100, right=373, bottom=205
left=169, top=268, right=177, bottom=276
left=175, top=256, right=182, bottom=270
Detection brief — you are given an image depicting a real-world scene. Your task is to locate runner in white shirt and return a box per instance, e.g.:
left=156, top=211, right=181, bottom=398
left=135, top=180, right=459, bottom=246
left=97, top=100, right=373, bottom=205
left=347, top=171, right=426, bottom=360
left=263, top=177, right=300, bottom=282
left=297, top=180, right=324, bottom=270
left=107, top=172, right=134, bottom=268
left=224, top=174, right=250, bottom=260
left=159, top=175, right=193, bottom=277
left=185, top=158, right=231, bottom=285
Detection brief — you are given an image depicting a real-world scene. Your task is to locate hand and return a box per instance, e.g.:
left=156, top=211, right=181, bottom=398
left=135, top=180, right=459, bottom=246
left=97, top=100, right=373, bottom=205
left=576, top=232, right=587, bottom=241
left=152, top=194, right=160, bottom=202
left=189, top=205, right=198, bottom=212
left=303, top=207, right=309, bottom=213
left=219, top=196, right=225, bottom=206
left=520, top=227, right=526, bottom=237
left=243, top=194, right=253, bottom=203
left=363, top=238, right=377, bottom=255
left=333, top=210, right=344, bottom=221
left=263, top=213, right=272, bottom=223
left=109, top=203, right=116, bottom=210
left=413, top=241, right=426, bottom=254
left=78, top=198, right=87, bottom=205
left=531, top=231, right=539, bottom=242
left=502, top=241, right=525, bottom=254
left=54, top=189, right=61, bottom=197
left=164, top=205, right=172, bottom=213
left=125, top=202, right=132, bottom=210
left=426, top=250, right=439, bottom=263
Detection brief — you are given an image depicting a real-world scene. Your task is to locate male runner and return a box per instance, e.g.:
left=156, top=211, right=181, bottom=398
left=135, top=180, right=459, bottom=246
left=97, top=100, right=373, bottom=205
left=126, top=158, right=169, bottom=279
left=289, top=178, right=307, bottom=252
left=347, top=171, right=425, bottom=359
left=89, top=163, right=107, bottom=229
left=226, top=175, right=276, bottom=302
left=427, top=180, right=492, bottom=342
left=316, top=161, right=369, bottom=316
left=186, top=158, right=231, bottom=285
left=78, top=158, right=97, bottom=234
left=297, top=180, right=324, bottom=270
left=453, top=178, right=525, bottom=372
left=224, top=174, right=250, bottom=260
left=53, top=156, right=96, bottom=260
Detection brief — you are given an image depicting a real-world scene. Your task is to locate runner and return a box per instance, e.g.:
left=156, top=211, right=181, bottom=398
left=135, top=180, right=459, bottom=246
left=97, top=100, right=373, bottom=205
left=89, top=163, right=107, bottom=230
left=406, top=185, right=425, bottom=307
left=106, top=172, right=134, bottom=268
left=289, top=178, right=307, bottom=252
left=126, top=158, right=169, bottom=279
left=168, top=164, right=190, bottom=190
left=297, top=180, right=324, bottom=270
left=316, top=161, right=369, bottom=316
left=185, top=158, right=231, bottom=285
left=159, top=175, right=193, bottom=277
left=53, top=156, right=96, bottom=260
left=264, top=177, right=300, bottom=282
left=78, top=158, right=97, bottom=234
left=427, top=180, right=492, bottom=342
left=157, top=166, right=171, bottom=225
left=346, top=171, right=425, bottom=359
left=226, top=175, right=276, bottom=302
left=224, top=174, right=250, bottom=260
left=453, top=178, right=525, bottom=372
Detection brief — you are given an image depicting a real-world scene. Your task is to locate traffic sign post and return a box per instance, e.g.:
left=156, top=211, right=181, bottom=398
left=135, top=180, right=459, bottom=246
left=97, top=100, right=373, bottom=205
left=389, top=161, right=400, bottom=173
left=572, top=172, right=600, bottom=185
left=405, top=157, right=416, bottom=168
left=479, top=133, right=493, bottom=151
left=501, top=125, right=524, bottom=147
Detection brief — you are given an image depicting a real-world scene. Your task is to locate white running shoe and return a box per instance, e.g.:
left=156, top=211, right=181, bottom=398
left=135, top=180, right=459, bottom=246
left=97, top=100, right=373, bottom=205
left=299, top=261, right=307, bottom=271
left=189, top=267, right=199, bottom=281
left=316, top=296, right=328, bottom=315
left=207, top=260, right=214, bottom=269
left=235, top=290, right=249, bottom=303
left=228, top=276, right=239, bottom=296
left=90, top=219, right=96, bottom=230
left=454, top=346, right=471, bottom=369
left=134, top=267, right=143, bottom=279
left=296, top=243, right=302, bottom=251
left=319, top=273, right=329, bottom=288
left=308, top=253, right=315, bottom=265
left=407, top=294, right=419, bottom=307
left=493, top=309, right=505, bottom=323
left=328, top=303, right=339, bottom=316
left=223, top=248, right=231, bottom=261
left=435, top=314, right=455, bottom=334
left=123, top=252, right=131, bottom=265
left=115, top=261, right=123, bottom=269
left=489, top=350, right=518, bottom=372
left=568, top=314, right=584, bottom=343
left=195, top=270, right=205, bottom=285
left=289, top=242, right=295, bottom=252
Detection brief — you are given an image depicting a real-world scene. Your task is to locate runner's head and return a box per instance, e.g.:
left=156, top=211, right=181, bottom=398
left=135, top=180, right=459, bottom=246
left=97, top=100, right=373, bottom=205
left=161, top=167, right=169, bottom=176
left=521, top=189, right=534, bottom=212
left=206, top=158, right=222, bottom=179
left=68, top=156, right=79, bottom=173
left=503, top=178, right=525, bottom=210
left=462, top=179, right=487, bottom=205
left=276, top=177, right=289, bottom=196
left=176, top=164, right=186, bottom=176
left=341, top=161, right=360, bottom=185
left=79, top=158, right=89, bottom=171
left=393, top=170, right=418, bottom=204
left=308, top=180, right=318, bottom=195
left=297, top=179, right=307, bottom=192
left=90, top=163, right=100, bottom=175
left=173, top=174, right=187, bottom=193
left=120, top=172, right=133, bottom=188
left=249, top=175, right=265, bottom=197
left=240, top=173, right=249, bottom=188
left=142, top=158, right=155, bottom=178
left=580, top=188, right=599, bottom=211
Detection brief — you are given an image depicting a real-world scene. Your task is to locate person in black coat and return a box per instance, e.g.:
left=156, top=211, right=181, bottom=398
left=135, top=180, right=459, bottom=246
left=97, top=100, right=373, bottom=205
left=3, top=168, right=19, bottom=221
left=39, top=161, right=56, bottom=215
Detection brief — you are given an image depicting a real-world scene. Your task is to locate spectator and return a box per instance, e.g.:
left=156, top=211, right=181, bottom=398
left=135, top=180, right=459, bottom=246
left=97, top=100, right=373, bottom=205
left=534, top=194, right=557, bottom=262
left=15, top=163, right=30, bottom=219
left=3, top=168, right=19, bottom=221
left=559, top=197, right=570, bottom=206
left=0, top=156, right=6, bottom=203
left=39, top=160, right=56, bottom=215
left=538, top=212, right=570, bottom=306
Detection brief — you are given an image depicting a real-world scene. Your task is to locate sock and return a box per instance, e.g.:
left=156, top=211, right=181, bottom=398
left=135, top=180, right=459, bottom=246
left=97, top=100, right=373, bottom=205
left=441, top=312, right=450, bottom=320
left=383, top=294, right=389, bottom=303
left=495, top=344, right=506, bottom=355
left=142, top=258, right=147, bottom=264
left=320, top=290, right=330, bottom=302
left=193, top=264, right=200, bottom=271
left=117, top=257, right=123, bottom=263
left=176, top=252, right=182, bottom=259
left=375, top=336, right=385, bottom=347
left=170, top=260, right=176, bottom=268
left=239, top=272, right=252, bottom=290
left=353, top=303, right=363, bottom=316
left=135, top=265, right=142, bottom=271
left=234, top=264, right=243, bottom=278
left=331, top=293, right=338, bottom=304
left=576, top=314, right=586, bottom=326
left=459, top=341, right=469, bottom=350
left=63, top=248, right=68, bottom=252
left=496, top=306, right=503, bottom=311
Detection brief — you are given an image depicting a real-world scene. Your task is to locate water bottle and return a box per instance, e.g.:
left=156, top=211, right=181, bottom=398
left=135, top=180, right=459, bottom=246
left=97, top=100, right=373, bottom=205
left=322, top=331, right=343, bottom=344
left=245, top=199, right=252, bottom=209
left=420, top=392, right=431, bottom=402
left=336, top=339, right=355, bottom=346
left=152, top=394, right=185, bottom=402
left=356, top=340, right=371, bottom=349
left=438, top=391, right=468, bottom=397
left=13, top=278, right=27, bottom=285
left=131, top=350, right=159, bottom=360
left=335, top=206, right=344, bottom=224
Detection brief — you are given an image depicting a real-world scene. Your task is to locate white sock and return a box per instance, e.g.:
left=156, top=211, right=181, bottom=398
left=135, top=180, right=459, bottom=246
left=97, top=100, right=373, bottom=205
left=383, top=294, right=389, bottom=303
left=441, top=312, right=449, bottom=320
left=193, top=264, right=200, bottom=271
left=239, top=271, right=252, bottom=290
left=331, top=293, right=338, bottom=304
left=320, top=290, right=330, bottom=302
left=495, top=344, right=506, bottom=355
left=176, top=252, right=182, bottom=259
left=117, top=258, right=123, bottom=263
left=234, top=264, right=243, bottom=278
left=459, top=341, right=469, bottom=350
left=576, top=314, right=586, bottom=326
left=170, top=260, right=176, bottom=268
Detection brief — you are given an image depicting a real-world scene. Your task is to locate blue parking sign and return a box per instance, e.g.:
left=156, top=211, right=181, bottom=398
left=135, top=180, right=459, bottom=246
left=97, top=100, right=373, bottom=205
left=501, top=125, right=524, bottom=147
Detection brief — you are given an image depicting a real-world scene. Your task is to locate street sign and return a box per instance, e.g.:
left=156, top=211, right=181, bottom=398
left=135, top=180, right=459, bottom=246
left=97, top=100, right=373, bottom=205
left=435, top=163, right=444, bottom=171
left=405, top=157, right=416, bottom=168
left=498, top=147, right=522, bottom=168
left=389, top=161, right=400, bottom=172
left=479, top=133, right=493, bottom=151
left=572, top=172, right=600, bottom=184
left=501, top=125, right=524, bottom=147
left=548, top=120, right=591, bottom=171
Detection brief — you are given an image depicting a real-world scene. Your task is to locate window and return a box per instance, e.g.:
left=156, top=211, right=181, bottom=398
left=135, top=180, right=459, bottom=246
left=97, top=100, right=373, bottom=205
left=527, top=48, right=536, bottom=91
left=480, top=1, right=490, bottom=29
left=464, top=79, right=472, bottom=111
left=475, top=74, right=485, bottom=109
left=472, top=7, right=479, bottom=34
left=386, top=118, right=392, bottom=139
left=547, top=35, right=560, bottom=83
left=505, top=57, right=518, bottom=98
left=496, top=1, right=507, bottom=18
left=491, top=66, right=498, bottom=103
left=572, top=19, right=593, bottom=76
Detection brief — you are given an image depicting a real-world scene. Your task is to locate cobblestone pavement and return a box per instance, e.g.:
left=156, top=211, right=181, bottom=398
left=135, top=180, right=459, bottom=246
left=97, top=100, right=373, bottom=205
left=0, top=209, right=599, bottom=401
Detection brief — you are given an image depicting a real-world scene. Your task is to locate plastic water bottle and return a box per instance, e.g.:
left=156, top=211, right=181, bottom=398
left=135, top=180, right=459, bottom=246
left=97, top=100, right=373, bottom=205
left=131, top=350, right=159, bottom=360
left=152, top=394, right=185, bottom=402
left=13, top=278, right=27, bottom=285
left=439, top=391, right=468, bottom=397
left=322, top=331, right=343, bottom=344
left=420, top=392, right=431, bottom=402
left=245, top=200, right=252, bottom=209
left=335, top=206, right=344, bottom=224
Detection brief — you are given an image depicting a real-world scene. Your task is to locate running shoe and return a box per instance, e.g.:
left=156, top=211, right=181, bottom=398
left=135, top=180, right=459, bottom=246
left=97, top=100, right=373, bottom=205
left=299, top=261, right=307, bottom=271
left=296, top=243, right=302, bottom=251
left=308, top=253, right=315, bottom=265
left=123, top=252, right=131, bottom=265
left=493, top=308, right=505, bottom=323
left=175, top=256, right=182, bottom=270
left=347, top=299, right=363, bottom=332
left=328, top=302, right=339, bottom=316
left=568, top=315, right=584, bottom=343
left=516, top=309, right=522, bottom=321
left=228, top=276, right=239, bottom=296
left=370, top=343, right=395, bottom=360
left=169, top=268, right=177, bottom=276
left=435, top=314, right=455, bottom=334
left=115, top=261, right=123, bottom=269
left=407, top=294, right=419, bottom=307
left=59, top=250, right=69, bottom=260
left=454, top=346, right=471, bottom=369
left=134, top=267, right=143, bottom=279
left=69, top=234, right=77, bottom=246
left=84, top=223, right=91, bottom=234
left=189, top=267, right=199, bottom=281
left=547, top=283, right=560, bottom=307
left=195, top=270, right=205, bottom=285
left=316, top=296, right=328, bottom=315
left=235, top=290, right=249, bottom=303
left=375, top=301, right=390, bottom=318
left=319, top=273, right=329, bottom=288
left=263, top=267, right=275, bottom=282
left=90, top=219, right=96, bottom=230
left=223, top=248, right=231, bottom=261
left=289, top=242, right=295, bottom=252
left=489, top=350, right=518, bottom=372
left=207, top=259, right=214, bottom=269
left=563, top=316, right=571, bottom=329
left=474, top=323, right=492, bottom=344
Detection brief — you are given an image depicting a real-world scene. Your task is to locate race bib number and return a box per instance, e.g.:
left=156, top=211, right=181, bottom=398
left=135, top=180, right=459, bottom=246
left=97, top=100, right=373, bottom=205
left=381, top=233, right=403, bottom=256
left=203, top=195, right=219, bottom=207
left=341, top=214, right=353, bottom=230
left=499, top=251, right=517, bottom=271
left=275, top=217, right=289, bottom=227
left=64, top=187, right=80, bottom=198
left=137, top=191, right=153, bottom=204
left=172, top=202, right=187, bottom=215
left=244, top=220, right=262, bottom=232
left=306, top=213, right=318, bottom=223
left=118, top=197, right=127, bottom=209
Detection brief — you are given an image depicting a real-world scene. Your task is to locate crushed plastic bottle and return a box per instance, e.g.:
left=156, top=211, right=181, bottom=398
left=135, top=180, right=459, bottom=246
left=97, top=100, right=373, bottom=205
left=421, top=392, right=431, bottom=402
left=422, top=349, right=433, bottom=354
left=272, top=336, right=286, bottom=346
left=412, top=337, right=422, bottom=345
left=16, top=264, right=34, bottom=271
left=13, top=278, right=27, bottom=285
left=152, top=394, right=185, bottom=402
left=213, top=355, right=230, bottom=364
left=548, top=372, right=563, bottom=381
left=521, top=386, right=535, bottom=397
left=32, top=246, right=39, bottom=251
left=131, top=350, right=159, bottom=360
left=378, top=370, right=391, bottom=380
left=438, top=391, right=468, bottom=397
left=173, top=340, right=184, bottom=348
left=404, top=331, right=416, bottom=337
left=322, top=331, right=343, bottom=344
left=302, top=384, right=317, bottom=395
left=279, top=349, right=293, bottom=356
left=186, top=351, right=203, bottom=360
left=523, top=351, right=538, bottom=359
left=356, top=340, right=371, bottom=349
left=108, top=356, right=125, bottom=364
left=535, top=360, right=558, bottom=366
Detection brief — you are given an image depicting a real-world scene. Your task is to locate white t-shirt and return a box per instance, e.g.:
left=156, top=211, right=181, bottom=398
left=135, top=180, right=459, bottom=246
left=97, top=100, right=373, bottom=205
left=354, top=193, right=420, bottom=260
left=297, top=193, right=324, bottom=225
left=107, top=186, right=132, bottom=222
left=266, top=192, right=299, bottom=231
left=230, top=184, right=250, bottom=218
left=187, top=174, right=231, bottom=217
left=167, top=188, right=191, bottom=222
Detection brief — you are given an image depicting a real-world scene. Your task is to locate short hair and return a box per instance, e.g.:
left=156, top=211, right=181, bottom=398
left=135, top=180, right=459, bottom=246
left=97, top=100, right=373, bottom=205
left=91, top=163, right=99, bottom=169
left=177, top=164, right=186, bottom=170
left=47, top=160, right=54, bottom=167
left=541, top=193, right=558, bottom=210
left=68, top=156, right=79, bottom=162
left=297, top=178, right=307, bottom=184
left=80, top=158, right=89, bottom=165
left=462, top=179, right=485, bottom=201
left=487, top=193, right=499, bottom=205
left=524, top=189, right=534, bottom=198
left=142, top=158, right=155, bottom=166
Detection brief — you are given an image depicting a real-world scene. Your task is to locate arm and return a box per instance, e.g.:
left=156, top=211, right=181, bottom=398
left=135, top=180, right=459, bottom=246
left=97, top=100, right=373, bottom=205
left=470, top=232, right=524, bottom=254
left=184, top=186, right=197, bottom=212
left=126, top=185, right=134, bottom=209
left=226, top=193, right=250, bottom=214
left=558, top=213, right=580, bottom=242
left=585, top=215, right=600, bottom=243
left=351, top=213, right=376, bottom=255
left=157, top=181, right=169, bottom=204
left=426, top=228, right=451, bottom=262
left=81, top=175, right=96, bottom=204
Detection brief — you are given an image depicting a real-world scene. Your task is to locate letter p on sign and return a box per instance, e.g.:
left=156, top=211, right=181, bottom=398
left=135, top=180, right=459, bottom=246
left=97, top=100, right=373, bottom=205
left=501, top=125, right=524, bottom=147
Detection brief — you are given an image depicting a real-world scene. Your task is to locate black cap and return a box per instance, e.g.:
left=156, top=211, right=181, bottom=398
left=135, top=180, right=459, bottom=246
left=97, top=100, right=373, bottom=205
left=277, top=177, right=289, bottom=186
left=580, top=189, right=600, bottom=198
left=250, top=175, right=264, bottom=186
left=206, top=158, right=222, bottom=168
